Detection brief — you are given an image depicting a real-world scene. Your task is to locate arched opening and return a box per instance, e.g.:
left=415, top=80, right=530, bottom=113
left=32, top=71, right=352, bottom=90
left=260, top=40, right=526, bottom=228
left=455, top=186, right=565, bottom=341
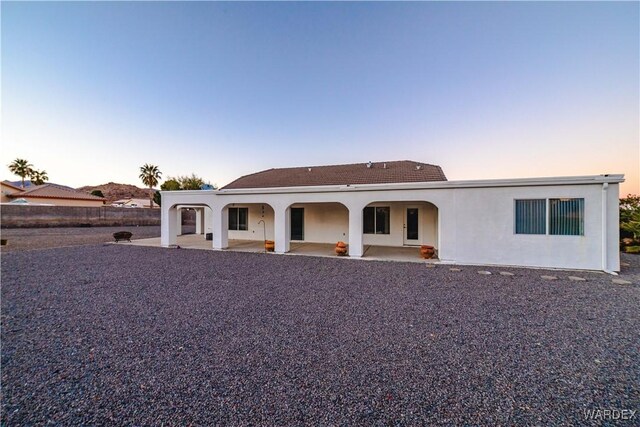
left=283, top=202, right=350, bottom=256
left=360, top=200, right=439, bottom=260
left=219, top=202, right=276, bottom=252
left=161, top=203, right=214, bottom=248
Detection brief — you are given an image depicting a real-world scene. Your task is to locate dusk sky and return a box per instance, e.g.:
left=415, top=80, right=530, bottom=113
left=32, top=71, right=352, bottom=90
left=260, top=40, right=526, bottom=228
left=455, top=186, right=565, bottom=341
left=2, top=2, right=638, bottom=195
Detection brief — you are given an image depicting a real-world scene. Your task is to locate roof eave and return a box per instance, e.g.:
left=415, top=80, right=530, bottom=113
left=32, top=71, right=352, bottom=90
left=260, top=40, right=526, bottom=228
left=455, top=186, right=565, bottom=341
left=213, top=174, right=625, bottom=195
left=9, top=194, right=106, bottom=201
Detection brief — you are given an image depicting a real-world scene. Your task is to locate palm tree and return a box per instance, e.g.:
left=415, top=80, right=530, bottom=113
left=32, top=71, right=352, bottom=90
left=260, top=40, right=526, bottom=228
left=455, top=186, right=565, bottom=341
left=30, top=169, right=48, bottom=186
left=8, top=158, right=33, bottom=188
left=139, top=164, right=162, bottom=208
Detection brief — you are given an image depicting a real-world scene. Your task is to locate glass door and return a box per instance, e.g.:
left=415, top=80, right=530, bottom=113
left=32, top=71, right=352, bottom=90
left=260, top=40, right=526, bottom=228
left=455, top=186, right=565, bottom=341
left=290, top=208, right=304, bottom=241
left=404, top=207, right=419, bottom=245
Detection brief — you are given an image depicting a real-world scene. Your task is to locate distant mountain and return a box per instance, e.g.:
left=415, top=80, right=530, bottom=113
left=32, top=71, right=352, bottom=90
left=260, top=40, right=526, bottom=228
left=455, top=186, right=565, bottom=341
left=77, top=182, right=155, bottom=203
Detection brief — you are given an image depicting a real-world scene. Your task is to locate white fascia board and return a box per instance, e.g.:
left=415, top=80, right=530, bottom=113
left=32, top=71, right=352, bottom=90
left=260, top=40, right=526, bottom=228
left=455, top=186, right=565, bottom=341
left=210, top=174, right=625, bottom=195
left=160, top=190, right=218, bottom=195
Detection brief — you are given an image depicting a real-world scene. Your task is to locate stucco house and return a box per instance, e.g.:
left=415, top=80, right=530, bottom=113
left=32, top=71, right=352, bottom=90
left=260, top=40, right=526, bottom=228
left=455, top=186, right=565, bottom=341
left=112, top=198, right=158, bottom=208
left=160, top=160, right=623, bottom=272
left=1, top=181, right=106, bottom=207
left=1, top=181, right=24, bottom=203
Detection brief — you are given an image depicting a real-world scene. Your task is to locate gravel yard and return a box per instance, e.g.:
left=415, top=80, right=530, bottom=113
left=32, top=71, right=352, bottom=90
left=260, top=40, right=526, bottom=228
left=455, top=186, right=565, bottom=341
left=2, top=245, right=639, bottom=425
left=0, top=226, right=192, bottom=252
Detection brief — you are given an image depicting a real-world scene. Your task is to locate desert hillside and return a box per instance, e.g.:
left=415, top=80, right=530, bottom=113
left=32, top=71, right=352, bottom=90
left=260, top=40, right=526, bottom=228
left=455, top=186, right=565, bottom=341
left=77, top=182, right=154, bottom=203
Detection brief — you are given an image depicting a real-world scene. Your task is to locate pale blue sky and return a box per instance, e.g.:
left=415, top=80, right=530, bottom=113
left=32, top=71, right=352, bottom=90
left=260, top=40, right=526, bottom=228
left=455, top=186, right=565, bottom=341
left=2, top=2, right=638, bottom=194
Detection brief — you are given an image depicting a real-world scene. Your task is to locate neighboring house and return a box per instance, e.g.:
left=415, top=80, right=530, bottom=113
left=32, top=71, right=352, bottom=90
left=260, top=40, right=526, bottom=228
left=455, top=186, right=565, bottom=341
left=1, top=182, right=106, bottom=207
left=112, top=198, right=157, bottom=208
left=1, top=181, right=24, bottom=203
left=160, top=160, right=623, bottom=272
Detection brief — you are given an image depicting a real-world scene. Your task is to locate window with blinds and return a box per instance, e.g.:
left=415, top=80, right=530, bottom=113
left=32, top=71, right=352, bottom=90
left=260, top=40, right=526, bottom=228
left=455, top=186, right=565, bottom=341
left=515, top=199, right=546, bottom=234
left=515, top=198, right=585, bottom=236
left=549, top=198, right=584, bottom=235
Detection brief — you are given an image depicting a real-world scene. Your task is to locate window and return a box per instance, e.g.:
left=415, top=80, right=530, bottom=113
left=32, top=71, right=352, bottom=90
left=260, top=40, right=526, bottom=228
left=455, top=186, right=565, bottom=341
left=228, top=207, right=248, bottom=231
left=549, top=198, right=584, bottom=236
left=363, top=206, right=390, bottom=234
left=514, top=198, right=585, bottom=236
left=515, top=199, right=546, bottom=234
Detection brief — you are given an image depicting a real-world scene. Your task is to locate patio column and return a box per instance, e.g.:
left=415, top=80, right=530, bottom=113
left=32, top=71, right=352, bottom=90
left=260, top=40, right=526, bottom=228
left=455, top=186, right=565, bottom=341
left=176, top=208, right=183, bottom=236
left=212, top=206, right=229, bottom=249
left=195, top=208, right=204, bottom=235
left=274, top=205, right=291, bottom=254
left=348, top=206, right=364, bottom=257
left=161, top=205, right=178, bottom=247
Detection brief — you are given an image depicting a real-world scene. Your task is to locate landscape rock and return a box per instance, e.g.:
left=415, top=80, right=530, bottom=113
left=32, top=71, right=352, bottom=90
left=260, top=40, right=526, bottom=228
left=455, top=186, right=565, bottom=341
left=1, top=244, right=638, bottom=425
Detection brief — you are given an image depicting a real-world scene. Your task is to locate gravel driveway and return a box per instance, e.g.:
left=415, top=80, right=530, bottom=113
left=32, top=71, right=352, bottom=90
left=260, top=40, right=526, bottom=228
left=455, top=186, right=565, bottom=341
left=2, top=245, right=638, bottom=425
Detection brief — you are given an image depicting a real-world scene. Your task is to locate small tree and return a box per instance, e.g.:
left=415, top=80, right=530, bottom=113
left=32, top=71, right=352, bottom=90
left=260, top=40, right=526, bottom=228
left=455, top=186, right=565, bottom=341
left=29, top=169, right=48, bottom=186
left=91, top=189, right=105, bottom=198
left=175, top=173, right=210, bottom=190
left=620, top=194, right=640, bottom=242
left=139, top=164, right=162, bottom=208
left=153, top=190, right=162, bottom=207
left=160, top=179, right=181, bottom=191
left=8, top=158, right=33, bottom=188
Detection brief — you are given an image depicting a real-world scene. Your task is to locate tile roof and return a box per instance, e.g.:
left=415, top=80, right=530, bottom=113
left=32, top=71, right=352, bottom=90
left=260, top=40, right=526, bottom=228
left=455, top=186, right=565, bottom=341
left=222, top=160, right=447, bottom=190
left=1, top=180, right=24, bottom=191
left=9, top=183, right=106, bottom=201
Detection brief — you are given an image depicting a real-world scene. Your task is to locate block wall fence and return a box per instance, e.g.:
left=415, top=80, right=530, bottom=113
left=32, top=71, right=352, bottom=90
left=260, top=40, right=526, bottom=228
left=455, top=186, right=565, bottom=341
left=1, top=205, right=196, bottom=228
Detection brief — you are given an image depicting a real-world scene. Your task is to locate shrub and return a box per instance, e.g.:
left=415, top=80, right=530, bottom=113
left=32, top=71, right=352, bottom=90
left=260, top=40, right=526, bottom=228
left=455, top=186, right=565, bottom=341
left=624, top=246, right=640, bottom=254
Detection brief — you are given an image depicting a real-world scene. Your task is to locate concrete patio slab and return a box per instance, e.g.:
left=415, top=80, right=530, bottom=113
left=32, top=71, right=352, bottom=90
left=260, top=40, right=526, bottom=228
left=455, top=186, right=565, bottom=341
left=125, top=234, right=437, bottom=264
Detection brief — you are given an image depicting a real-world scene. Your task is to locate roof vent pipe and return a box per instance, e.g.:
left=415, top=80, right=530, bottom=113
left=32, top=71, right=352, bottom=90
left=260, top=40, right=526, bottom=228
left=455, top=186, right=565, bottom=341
left=416, top=164, right=422, bottom=170
left=383, top=163, right=387, bottom=169
left=367, top=161, right=372, bottom=168
left=308, top=168, right=312, bottom=172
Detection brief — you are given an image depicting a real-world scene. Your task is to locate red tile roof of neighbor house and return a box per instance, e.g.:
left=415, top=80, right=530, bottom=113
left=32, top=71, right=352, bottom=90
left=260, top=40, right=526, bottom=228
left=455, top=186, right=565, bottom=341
left=1, top=181, right=24, bottom=191
left=9, top=183, right=106, bottom=201
left=222, top=160, right=447, bottom=190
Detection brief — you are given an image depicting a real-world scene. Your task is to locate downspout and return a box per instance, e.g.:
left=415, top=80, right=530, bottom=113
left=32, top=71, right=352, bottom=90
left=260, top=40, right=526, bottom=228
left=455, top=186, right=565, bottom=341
left=601, top=182, right=614, bottom=274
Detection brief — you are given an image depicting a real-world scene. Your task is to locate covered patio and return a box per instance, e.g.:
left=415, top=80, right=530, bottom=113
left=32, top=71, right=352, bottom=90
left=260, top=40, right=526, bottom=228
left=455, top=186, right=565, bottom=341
left=126, top=234, right=437, bottom=263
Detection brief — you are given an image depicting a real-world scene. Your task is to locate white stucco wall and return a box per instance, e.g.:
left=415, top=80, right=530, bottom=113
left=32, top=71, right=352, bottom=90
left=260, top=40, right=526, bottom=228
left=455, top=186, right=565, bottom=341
left=160, top=175, right=622, bottom=271
left=446, top=185, right=607, bottom=270
left=289, top=203, right=349, bottom=243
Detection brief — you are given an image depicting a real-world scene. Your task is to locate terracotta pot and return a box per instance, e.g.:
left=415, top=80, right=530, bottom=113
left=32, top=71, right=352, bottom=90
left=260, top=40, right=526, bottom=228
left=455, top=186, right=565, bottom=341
left=265, top=240, right=275, bottom=252
left=420, top=245, right=435, bottom=259
left=335, top=241, right=348, bottom=256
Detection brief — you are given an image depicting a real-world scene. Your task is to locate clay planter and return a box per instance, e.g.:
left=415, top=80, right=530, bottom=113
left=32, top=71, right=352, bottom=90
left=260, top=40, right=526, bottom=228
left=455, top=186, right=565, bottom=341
left=264, top=240, right=275, bottom=252
left=420, top=245, right=435, bottom=259
left=335, top=241, right=348, bottom=256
